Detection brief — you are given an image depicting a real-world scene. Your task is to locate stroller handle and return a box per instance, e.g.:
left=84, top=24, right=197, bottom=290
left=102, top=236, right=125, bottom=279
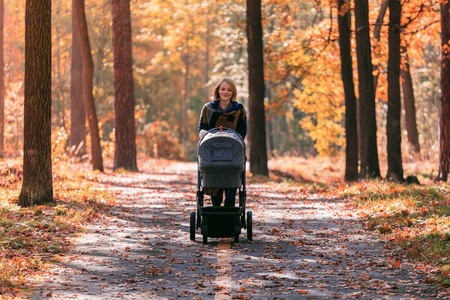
left=199, top=127, right=245, bottom=144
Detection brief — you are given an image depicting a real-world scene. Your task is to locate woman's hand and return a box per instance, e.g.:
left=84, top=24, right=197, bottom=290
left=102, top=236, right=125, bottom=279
left=199, top=130, right=208, bottom=139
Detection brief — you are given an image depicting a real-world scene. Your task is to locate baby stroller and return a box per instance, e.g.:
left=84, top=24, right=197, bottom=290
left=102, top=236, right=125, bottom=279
left=190, top=126, right=252, bottom=244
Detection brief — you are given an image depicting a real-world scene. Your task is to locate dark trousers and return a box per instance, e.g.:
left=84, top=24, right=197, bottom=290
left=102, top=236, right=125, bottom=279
left=211, top=189, right=236, bottom=207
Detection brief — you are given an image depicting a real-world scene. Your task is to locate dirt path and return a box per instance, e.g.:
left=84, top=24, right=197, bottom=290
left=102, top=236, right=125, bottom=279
left=31, top=161, right=449, bottom=299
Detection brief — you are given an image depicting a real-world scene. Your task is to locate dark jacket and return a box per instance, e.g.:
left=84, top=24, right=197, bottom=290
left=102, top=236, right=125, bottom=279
left=198, top=100, right=247, bottom=138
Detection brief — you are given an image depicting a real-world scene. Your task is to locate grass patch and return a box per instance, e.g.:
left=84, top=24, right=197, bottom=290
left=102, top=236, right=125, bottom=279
left=345, top=180, right=450, bottom=287
left=269, top=156, right=449, bottom=287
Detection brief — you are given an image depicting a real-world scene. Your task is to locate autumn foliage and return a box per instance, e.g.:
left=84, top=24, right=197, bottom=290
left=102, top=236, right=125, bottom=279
left=0, top=0, right=443, bottom=162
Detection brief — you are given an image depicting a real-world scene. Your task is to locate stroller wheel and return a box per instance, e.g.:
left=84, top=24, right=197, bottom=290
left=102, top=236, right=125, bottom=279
left=202, top=224, right=208, bottom=244
left=197, top=209, right=201, bottom=229
left=234, top=225, right=240, bottom=243
left=190, top=211, right=196, bottom=241
left=247, top=211, right=253, bottom=241
left=241, top=212, right=246, bottom=229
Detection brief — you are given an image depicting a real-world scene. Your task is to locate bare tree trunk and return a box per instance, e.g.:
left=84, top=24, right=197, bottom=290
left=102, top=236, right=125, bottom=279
left=386, top=0, right=403, bottom=181
left=400, top=46, right=420, bottom=154
left=181, top=0, right=190, bottom=157
left=247, top=0, right=268, bottom=176
left=437, top=1, right=450, bottom=182
left=112, top=0, right=137, bottom=171
left=74, top=0, right=103, bottom=171
left=267, top=114, right=274, bottom=155
left=204, top=0, right=210, bottom=103
left=0, top=0, right=4, bottom=158
left=355, top=0, right=380, bottom=178
left=281, top=112, right=291, bottom=153
left=338, top=0, right=358, bottom=181
left=265, top=88, right=274, bottom=155
left=53, top=4, right=66, bottom=128
left=182, top=52, right=189, bottom=156
left=373, top=0, right=388, bottom=92
left=70, top=0, right=86, bottom=156
left=19, top=0, right=53, bottom=206
left=376, top=0, right=419, bottom=155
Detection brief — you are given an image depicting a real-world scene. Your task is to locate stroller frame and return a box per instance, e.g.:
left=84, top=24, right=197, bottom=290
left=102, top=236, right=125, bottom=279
left=190, top=127, right=252, bottom=244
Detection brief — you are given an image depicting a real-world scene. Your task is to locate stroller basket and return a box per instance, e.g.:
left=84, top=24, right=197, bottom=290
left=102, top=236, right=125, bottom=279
left=197, top=128, right=245, bottom=189
left=201, top=206, right=241, bottom=237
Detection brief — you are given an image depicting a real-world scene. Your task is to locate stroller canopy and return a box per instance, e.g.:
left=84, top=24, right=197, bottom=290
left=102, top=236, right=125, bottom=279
left=197, top=128, right=245, bottom=189
left=198, top=127, right=245, bottom=168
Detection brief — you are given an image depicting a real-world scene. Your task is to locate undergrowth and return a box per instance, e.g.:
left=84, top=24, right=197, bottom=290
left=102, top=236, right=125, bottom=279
left=344, top=181, right=450, bottom=287
left=1, top=154, right=448, bottom=298
left=268, top=156, right=449, bottom=287
left=0, top=159, right=116, bottom=299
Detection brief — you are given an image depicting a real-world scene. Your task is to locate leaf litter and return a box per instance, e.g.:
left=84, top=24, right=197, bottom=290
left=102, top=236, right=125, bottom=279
left=2, top=158, right=448, bottom=299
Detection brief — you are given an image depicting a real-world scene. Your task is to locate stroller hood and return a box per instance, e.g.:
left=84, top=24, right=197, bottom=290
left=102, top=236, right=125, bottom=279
left=197, top=128, right=245, bottom=168
left=197, top=128, right=245, bottom=188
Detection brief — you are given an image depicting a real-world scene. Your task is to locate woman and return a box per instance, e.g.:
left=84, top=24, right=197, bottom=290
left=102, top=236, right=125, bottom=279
left=198, top=77, right=247, bottom=206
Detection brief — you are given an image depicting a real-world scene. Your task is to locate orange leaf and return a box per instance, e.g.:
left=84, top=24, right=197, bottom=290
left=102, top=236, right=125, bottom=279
left=387, top=257, right=401, bottom=268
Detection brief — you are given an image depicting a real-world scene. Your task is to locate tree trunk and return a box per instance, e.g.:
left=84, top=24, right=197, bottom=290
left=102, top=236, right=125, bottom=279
left=355, top=0, right=381, bottom=178
left=281, top=112, right=291, bottom=153
left=373, top=0, right=389, bottom=92
left=182, top=52, right=189, bottom=157
left=437, top=1, right=450, bottom=182
left=204, top=0, right=210, bottom=103
left=267, top=115, right=274, bottom=155
left=265, top=88, right=275, bottom=155
left=386, top=0, right=403, bottom=181
left=246, top=0, right=268, bottom=176
left=338, top=0, right=358, bottom=181
left=70, top=0, right=86, bottom=156
left=0, top=0, right=4, bottom=158
left=401, top=46, right=420, bottom=154
left=18, top=0, right=53, bottom=207
left=181, top=0, right=190, bottom=157
left=53, top=5, right=66, bottom=129
left=74, top=0, right=103, bottom=171
left=112, top=0, right=137, bottom=171
left=374, top=0, right=420, bottom=156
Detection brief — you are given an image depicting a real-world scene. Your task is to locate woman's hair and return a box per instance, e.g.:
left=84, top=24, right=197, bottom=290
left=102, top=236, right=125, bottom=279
left=213, top=77, right=237, bottom=102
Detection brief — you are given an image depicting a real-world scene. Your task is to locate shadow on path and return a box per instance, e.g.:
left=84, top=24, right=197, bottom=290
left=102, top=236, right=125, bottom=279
left=31, top=161, right=447, bottom=299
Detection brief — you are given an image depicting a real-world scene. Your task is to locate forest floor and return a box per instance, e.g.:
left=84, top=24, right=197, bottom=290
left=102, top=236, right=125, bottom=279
left=21, top=158, right=448, bottom=300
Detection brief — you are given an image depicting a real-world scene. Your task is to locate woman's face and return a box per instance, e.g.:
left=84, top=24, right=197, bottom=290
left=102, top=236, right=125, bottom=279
left=218, top=82, right=233, bottom=102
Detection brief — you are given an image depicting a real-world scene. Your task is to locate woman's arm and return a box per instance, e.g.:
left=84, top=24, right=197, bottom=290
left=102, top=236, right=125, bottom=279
left=198, top=105, right=210, bottom=138
left=236, top=107, right=247, bottom=139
